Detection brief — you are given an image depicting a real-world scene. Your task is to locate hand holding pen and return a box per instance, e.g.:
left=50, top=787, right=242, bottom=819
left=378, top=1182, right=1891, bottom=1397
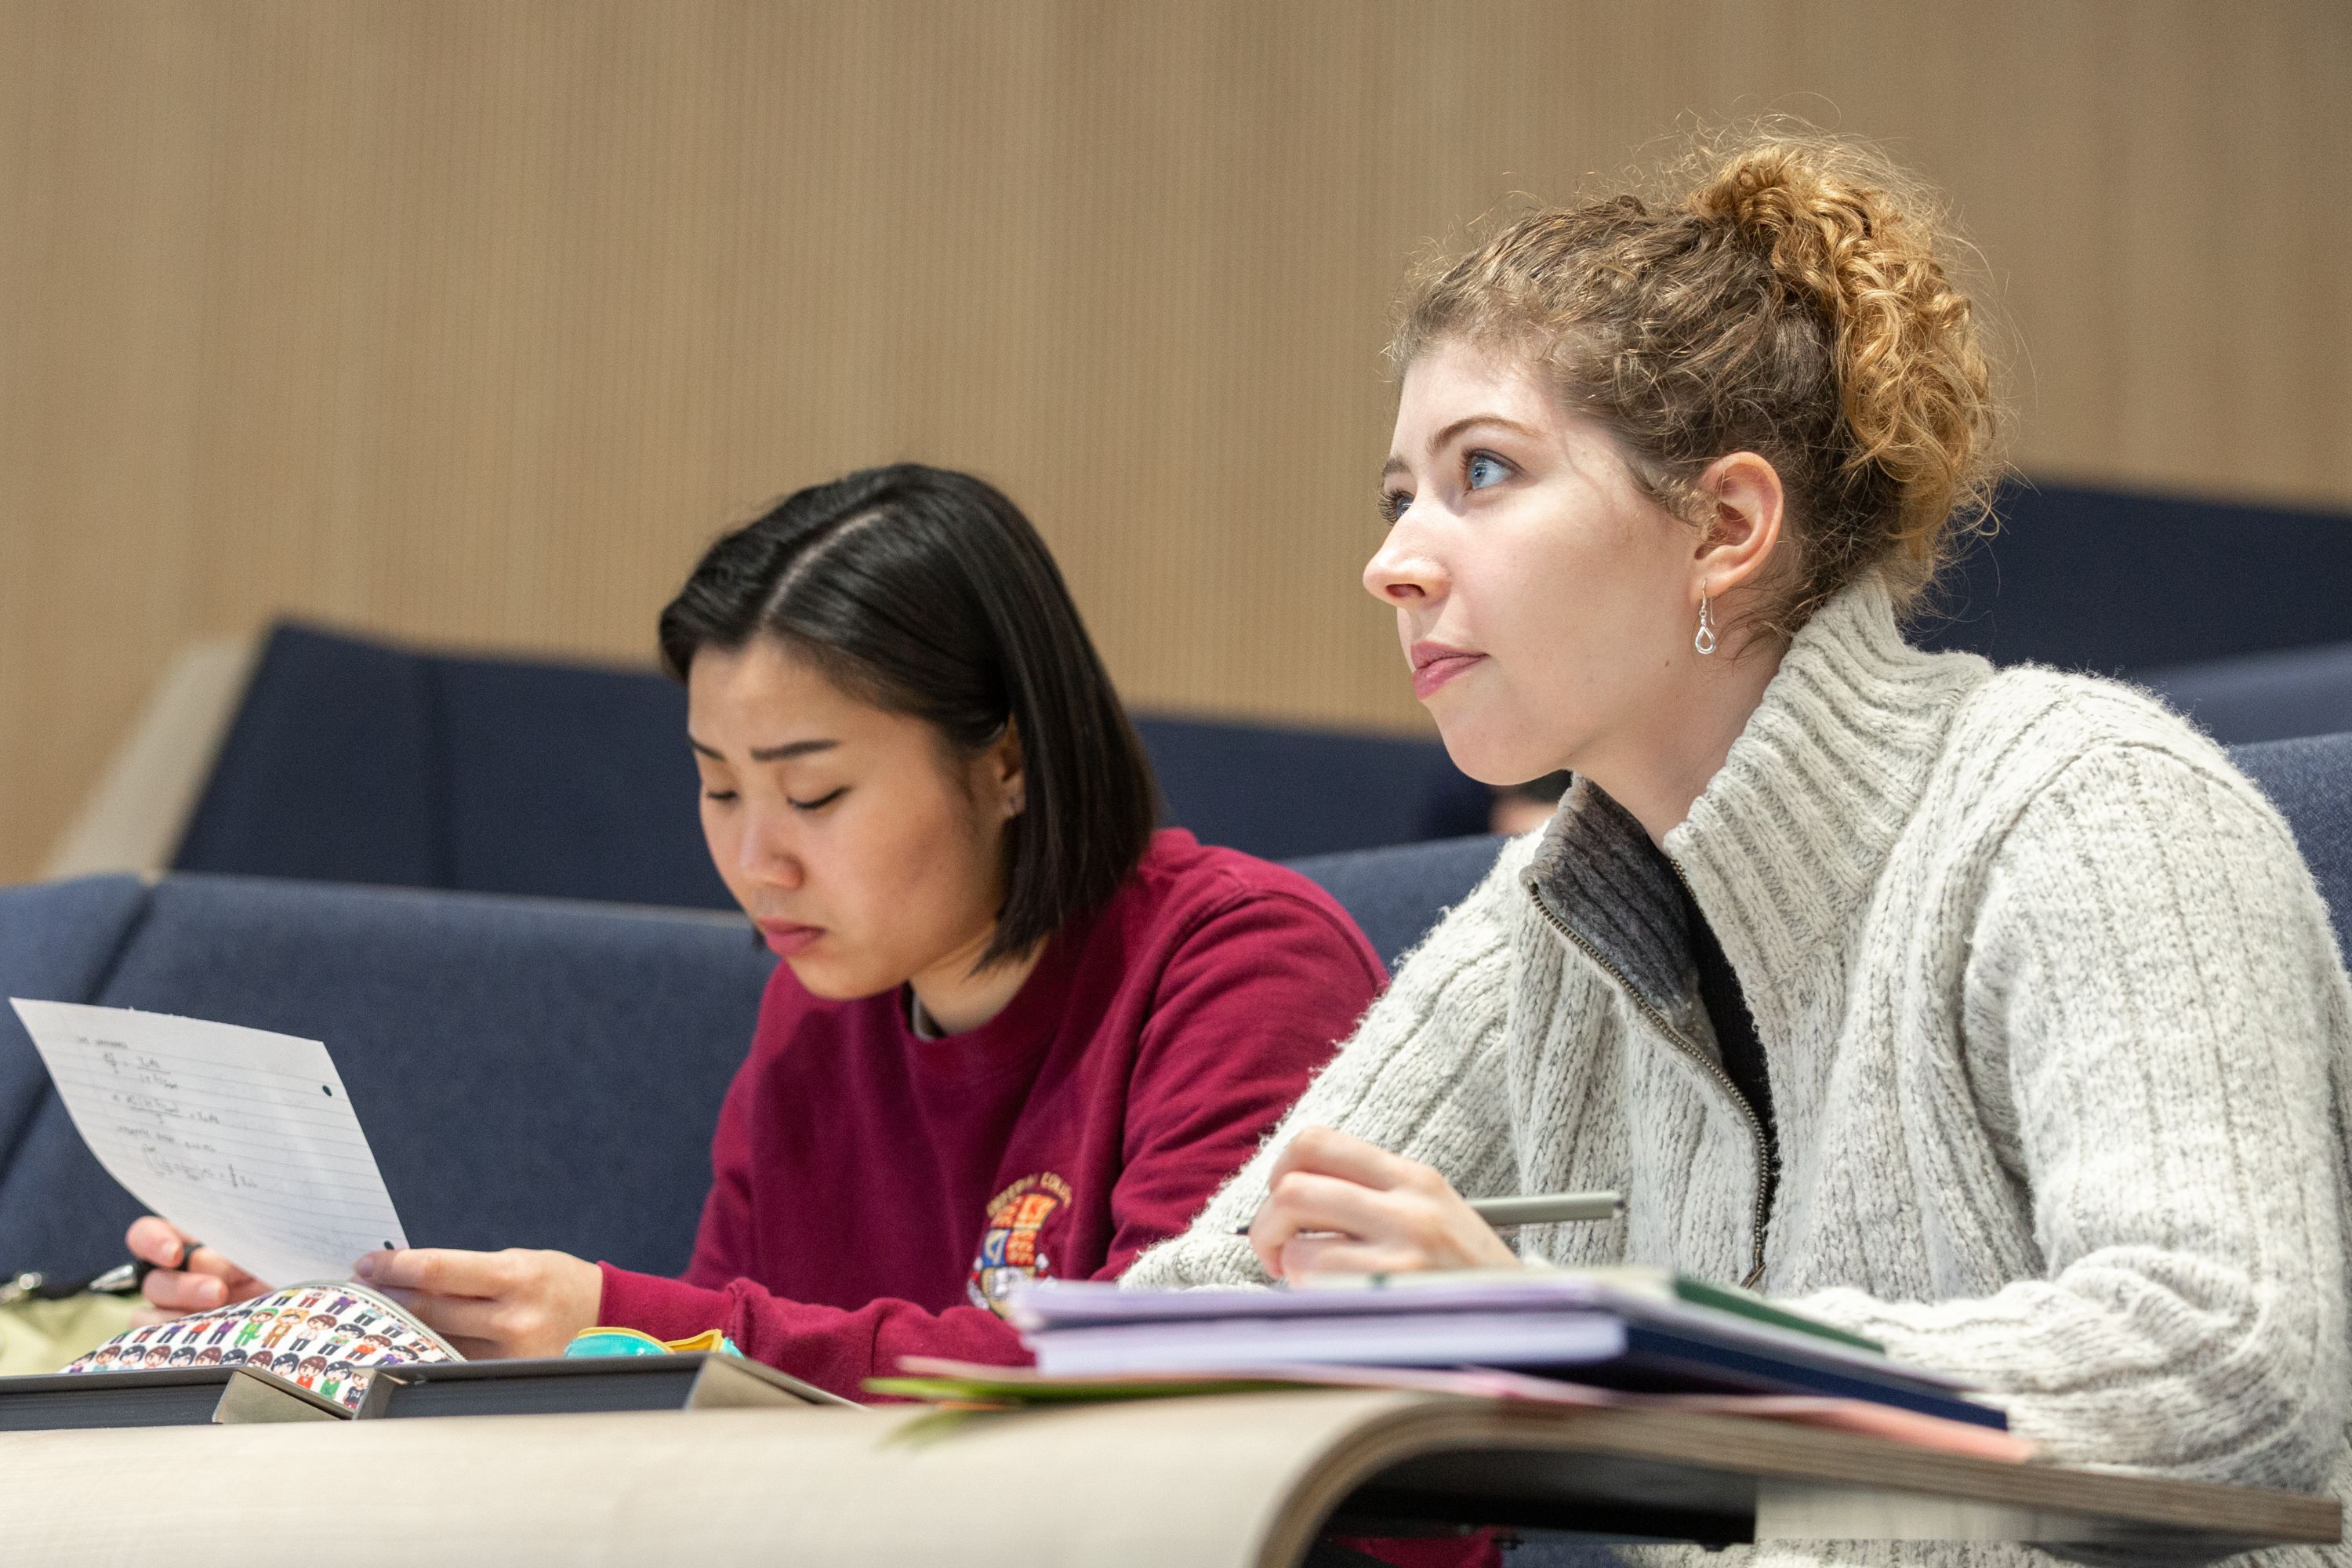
left=1240, top=1124, right=1617, bottom=1280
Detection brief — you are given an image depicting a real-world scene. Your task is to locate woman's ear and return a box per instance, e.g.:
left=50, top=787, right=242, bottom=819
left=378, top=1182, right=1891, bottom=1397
left=989, top=715, right=1026, bottom=821
left=1691, top=451, right=1785, bottom=600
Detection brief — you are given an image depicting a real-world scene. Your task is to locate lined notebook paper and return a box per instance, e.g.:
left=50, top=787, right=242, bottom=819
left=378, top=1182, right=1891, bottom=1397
left=9, top=1000, right=408, bottom=1287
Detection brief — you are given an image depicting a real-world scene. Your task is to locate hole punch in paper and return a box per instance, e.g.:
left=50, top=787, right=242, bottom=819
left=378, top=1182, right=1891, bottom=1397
left=8, top=1000, right=409, bottom=1288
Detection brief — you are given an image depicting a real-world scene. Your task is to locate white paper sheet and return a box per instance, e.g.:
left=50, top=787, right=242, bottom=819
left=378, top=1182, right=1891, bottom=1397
left=9, top=999, right=408, bottom=1287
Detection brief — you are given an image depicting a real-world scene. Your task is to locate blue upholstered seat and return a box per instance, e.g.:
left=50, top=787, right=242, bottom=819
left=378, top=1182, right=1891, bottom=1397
left=172, top=627, right=736, bottom=908
left=2235, top=732, right=2352, bottom=941
left=2142, top=642, right=2352, bottom=746
left=1285, top=834, right=1507, bottom=971
left=6, top=733, right=2347, bottom=1288
left=1911, top=482, right=2352, bottom=673
left=0, top=877, right=775, bottom=1282
left=172, top=624, right=1464, bottom=891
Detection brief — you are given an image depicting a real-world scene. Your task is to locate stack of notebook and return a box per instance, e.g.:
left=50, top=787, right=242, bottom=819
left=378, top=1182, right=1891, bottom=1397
left=1004, top=1267, right=2005, bottom=1432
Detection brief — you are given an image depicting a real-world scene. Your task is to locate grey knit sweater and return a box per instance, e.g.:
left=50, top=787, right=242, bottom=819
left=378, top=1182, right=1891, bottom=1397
left=1126, top=579, right=2352, bottom=1566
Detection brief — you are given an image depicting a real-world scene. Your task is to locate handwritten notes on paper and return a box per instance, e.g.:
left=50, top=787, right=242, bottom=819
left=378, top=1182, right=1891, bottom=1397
left=9, top=1000, right=408, bottom=1287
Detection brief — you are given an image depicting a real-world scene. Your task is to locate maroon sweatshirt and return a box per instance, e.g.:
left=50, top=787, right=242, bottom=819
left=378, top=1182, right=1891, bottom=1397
left=595, top=829, right=1384, bottom=1399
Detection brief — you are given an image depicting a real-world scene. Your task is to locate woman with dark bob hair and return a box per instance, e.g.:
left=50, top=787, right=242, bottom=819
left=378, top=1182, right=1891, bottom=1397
left=127, top=463, right=1384, bottom=1396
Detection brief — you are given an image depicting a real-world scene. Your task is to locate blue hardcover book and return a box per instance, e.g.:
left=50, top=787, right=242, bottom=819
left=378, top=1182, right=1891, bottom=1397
left=1600, top=1321, right=2004, bottom=1428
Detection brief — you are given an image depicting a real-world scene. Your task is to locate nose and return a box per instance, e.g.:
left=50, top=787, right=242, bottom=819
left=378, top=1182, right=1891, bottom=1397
left=733, top=804, right=804, bottom=891
left=1363, top=510, right=1445, bottom=606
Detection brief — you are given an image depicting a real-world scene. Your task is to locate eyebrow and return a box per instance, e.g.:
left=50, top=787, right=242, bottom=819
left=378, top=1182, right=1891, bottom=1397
left=688, top=736, right=840, bottom=763
left=1381, top=414, right=1546, bottom=478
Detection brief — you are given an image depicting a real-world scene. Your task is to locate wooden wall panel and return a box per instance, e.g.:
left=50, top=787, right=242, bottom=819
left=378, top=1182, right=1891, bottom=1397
left=2, top=0, right=2347, bottom=880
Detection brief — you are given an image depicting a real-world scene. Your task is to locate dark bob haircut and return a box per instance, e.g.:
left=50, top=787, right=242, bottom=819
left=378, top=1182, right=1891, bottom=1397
left=658, top=463, right=1159, bottom=967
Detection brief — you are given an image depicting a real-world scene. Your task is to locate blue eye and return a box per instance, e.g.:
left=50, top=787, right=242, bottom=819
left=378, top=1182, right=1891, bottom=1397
left=1381, top=490, right=1413, bottom=524
left=1466, top=452, right=1511, bottom=490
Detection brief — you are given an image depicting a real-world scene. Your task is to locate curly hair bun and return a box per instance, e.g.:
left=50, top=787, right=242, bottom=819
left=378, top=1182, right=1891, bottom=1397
left=1686, top=136, right=1995, bottom=579
left=1394, top=125, right=2002, bottom=630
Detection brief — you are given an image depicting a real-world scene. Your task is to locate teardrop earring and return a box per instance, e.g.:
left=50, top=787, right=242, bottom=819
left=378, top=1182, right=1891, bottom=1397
left=1694, top=595, right=1719, bottom=657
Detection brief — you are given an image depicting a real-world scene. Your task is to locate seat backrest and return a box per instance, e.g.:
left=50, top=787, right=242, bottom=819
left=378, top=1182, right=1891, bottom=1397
left=173, top=625, right=733, bottom=908
left=172, top=625, right=442, bottom=888
left=2230, top=733, right=2352, bottom=954
left=174, top=623, right=1472, bottom=899
left=0, top=874, right=773, bottom=1282
left=2143, top=644, right=2352, bottom=747
left=1916, top=482, right=2352, bottom=673
left=1285, top=835, right=1506, bottom=973
left=0, top=875, right=154, bottom=1275
left=1134, top=714, right=1452, bottom=861
left=1, top=853, right=1473, bottom=1285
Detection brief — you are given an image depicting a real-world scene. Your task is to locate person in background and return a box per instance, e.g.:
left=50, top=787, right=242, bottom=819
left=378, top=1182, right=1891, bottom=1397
left=1130, top=125, right=2352, bottom=1561
left=129, top=463, right=1385, bottom=1399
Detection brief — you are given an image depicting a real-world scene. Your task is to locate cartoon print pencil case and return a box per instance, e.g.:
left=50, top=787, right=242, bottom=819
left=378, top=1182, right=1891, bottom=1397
left=62, top=1280, right=459, bottom=1411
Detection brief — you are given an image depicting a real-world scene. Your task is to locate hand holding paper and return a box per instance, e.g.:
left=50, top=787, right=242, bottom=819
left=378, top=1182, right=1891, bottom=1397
left=354, top=1243, right=603, bottom=1359
left=9, top=1000, right=409, bottom=1289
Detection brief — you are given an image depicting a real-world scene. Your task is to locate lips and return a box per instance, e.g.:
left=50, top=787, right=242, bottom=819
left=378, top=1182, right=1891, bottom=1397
left=1408, top=641, right=1486, bottom=700
left=757, top=921, right=824, bottom=957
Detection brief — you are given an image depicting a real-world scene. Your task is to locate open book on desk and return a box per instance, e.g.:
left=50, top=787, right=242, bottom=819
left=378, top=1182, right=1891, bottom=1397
left=21, top=1271, right=851, bottom=1429
left=5, top=1384, right=2336, bottom=1561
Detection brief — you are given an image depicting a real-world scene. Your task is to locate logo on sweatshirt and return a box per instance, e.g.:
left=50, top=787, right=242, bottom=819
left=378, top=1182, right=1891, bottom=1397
left=968, top=1171, right=1073, bottom=1315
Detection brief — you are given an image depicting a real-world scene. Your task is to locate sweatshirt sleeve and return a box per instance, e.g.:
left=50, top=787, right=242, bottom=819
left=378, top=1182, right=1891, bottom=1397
left=1102, top=884, right=1387, bottom=1276
left=595, top=1263, right=1038, bottom=1399
left=594, top=878, right=1388, bottom=1400
left=1792, top=742, right=2352, bottom=1493
left=1121, top=838, right=1534, bottom=1290
left=597, top=1103, right=1075, bottom=1396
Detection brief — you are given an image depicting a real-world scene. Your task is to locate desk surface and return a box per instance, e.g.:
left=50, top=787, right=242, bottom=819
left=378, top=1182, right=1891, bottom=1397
left=1, top=1390, right=2336, bottom=1566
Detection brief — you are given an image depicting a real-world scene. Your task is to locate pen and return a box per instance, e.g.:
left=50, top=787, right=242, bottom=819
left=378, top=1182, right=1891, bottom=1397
left=1232, top=1190, right=1621, bottom=1236
left=2, top=1251, right=184, bottom=1305
left=82, top=1239, right=208, bottom=1297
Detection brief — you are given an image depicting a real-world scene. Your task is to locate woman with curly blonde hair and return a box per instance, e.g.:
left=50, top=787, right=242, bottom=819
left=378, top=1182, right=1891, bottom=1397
left=1131, top=131, right=2352, bottom=1562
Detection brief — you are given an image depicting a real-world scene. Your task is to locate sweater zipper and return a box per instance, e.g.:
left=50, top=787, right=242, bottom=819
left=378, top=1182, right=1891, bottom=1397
left=1524, top=875, right=1772, bottom=1290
